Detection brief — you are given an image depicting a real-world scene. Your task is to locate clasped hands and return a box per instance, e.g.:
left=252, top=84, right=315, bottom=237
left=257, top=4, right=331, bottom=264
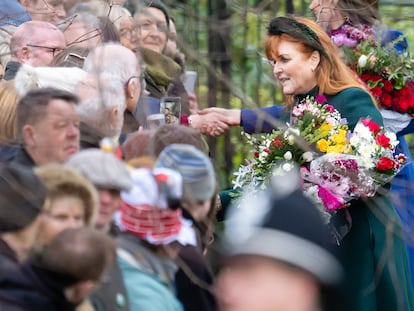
left=189, top=108, right=241, bottom=136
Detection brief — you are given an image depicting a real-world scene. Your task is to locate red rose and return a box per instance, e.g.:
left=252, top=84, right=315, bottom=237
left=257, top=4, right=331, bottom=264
left=362, top=119, right=381, bottom=134
left=254, top=151, right=259, bottom=158
left=376, top=134, right=390, bottom=148
left=380, top=93, right=392, bottom=107
left=396, top=98, right=410, bottom=113
left=264, top=148, right=270, bottom=153
left=383, top=80, right=393, bottom=92
left=370, top=86, right=383, bottom=97
left=371, top=75, right=382, bottom=82
left=271, top=138, right=283, bottom=149
left=376, top=157, right=395, bottom=171
left=361, top=73, right=372, bottom=82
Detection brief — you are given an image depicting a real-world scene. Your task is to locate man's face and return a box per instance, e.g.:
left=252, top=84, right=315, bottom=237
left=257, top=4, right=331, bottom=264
left=23, top=27, right=66, bottom=66
left=24, top=99, right=80, bottom=165
left=24, top=0, right=66, bottom=25
left=96, top=189, right=121, bottom=230
left=216, top=255, right=320, bottom=311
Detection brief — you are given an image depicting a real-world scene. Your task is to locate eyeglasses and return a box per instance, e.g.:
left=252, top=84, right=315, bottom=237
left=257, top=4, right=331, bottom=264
left=137, top=21, right=168, bottom=34
left=126, top=72, right=146, bottom=86
left=26, top=44, right=64, bottom=57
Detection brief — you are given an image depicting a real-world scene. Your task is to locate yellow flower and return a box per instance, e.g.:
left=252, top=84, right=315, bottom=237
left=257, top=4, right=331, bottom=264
left=317, top=139, right=329, bottom=152
left=319, top=123, right=333, bottom=136
left=327, top=144, right=345, bottom=153
left=332, top=130, right=347, bottom=145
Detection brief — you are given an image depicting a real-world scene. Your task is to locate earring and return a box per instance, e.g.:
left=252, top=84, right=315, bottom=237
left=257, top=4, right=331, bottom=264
left=311, top=67, right=315, bottom=72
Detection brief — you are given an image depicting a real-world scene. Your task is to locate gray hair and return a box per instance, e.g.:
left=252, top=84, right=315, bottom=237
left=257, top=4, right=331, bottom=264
left=83, top=42, right=139, bottom=83
left=75, top=73, right=125, bottom=137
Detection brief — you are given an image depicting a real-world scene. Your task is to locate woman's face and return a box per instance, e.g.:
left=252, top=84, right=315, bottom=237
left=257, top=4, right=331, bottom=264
left=136, top=7, right=168, bottom=54
left=270, top=40, right=319, bottom=95
left=38, top=195, right=86, bottom=245
left=119, top=16, right=139, bottom=53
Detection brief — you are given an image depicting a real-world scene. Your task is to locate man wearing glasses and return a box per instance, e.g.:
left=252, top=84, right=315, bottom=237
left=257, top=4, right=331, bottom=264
left=4, top=20, right=66, bottom=80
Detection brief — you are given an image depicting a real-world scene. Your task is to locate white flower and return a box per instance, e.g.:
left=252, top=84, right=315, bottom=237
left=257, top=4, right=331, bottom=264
left=285, top=128, right=300, bottom=145
left=302, top=151, right=314, bottom=162
left=358, top=54, right=368, bottom=68
left=282, top=162, right=293, bottom=171
left=284, top=151, right=293, bottom=160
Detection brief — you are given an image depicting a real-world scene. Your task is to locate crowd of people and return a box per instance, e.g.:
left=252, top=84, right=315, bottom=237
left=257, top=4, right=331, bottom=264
left=0, top=0, right=414, bottom=310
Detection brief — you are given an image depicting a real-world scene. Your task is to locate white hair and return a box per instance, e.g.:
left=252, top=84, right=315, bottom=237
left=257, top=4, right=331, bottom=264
left=75, top=73, right=125, bottom=137
left=14, top=63, right=87, bottom=97
left=83, top=42, right=138, bottom=83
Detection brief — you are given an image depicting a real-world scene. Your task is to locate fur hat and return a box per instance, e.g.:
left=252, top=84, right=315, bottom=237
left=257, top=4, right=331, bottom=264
left=14, top=64, right=87, bottom=97
left=65, top=149, right=132, bottom=192
left=224, top=170, right=342, bottom=285
left=0, top=163, right=47, bottom=232
left=34, top=164, right=99, bottom=226
left=155, top=144, right=216, bottom=202
left=120, top=167, right=196, bottom=246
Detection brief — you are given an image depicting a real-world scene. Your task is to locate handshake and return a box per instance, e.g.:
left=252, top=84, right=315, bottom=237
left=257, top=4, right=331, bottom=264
left=188, top=107, right=241, bottom=136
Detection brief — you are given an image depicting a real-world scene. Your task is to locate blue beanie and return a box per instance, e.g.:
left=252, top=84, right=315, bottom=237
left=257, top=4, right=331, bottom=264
left=155, top=144, right=216, bottom=202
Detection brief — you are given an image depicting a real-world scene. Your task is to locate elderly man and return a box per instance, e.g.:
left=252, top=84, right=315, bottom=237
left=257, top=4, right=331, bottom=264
left=19, top=0, right=66, bottom=25
left=75, top=73, right=126, bottom=148
left=4, top=20, right=66, bottom=80
left=83, top=42, right=143, bottom=134
left=12, top=87, right=80, bottom=166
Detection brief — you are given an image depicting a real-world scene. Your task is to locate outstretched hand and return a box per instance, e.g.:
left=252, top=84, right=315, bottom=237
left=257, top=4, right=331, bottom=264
left=191, top=107, right=241, bottom=136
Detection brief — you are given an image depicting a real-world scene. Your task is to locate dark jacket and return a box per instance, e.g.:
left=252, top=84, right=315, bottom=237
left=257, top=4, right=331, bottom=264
left=0, top=261, right=77, bottom=311
left=89, top=260, right=130, bottom=311
left=0, top=238, right=19, bottom=276
left=11, top=147, right=35, bottom=167
left=175, top=210, right=217, bottom=311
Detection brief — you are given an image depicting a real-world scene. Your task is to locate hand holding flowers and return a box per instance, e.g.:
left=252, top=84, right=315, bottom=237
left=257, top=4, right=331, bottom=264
left=233, top=96, right=407, bottom=225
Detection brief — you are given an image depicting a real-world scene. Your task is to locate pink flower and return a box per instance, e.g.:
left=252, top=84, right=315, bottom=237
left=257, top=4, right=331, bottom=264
left=317, top=186, right=344, bottom=211
left=315, top=94, right=327, bottom=104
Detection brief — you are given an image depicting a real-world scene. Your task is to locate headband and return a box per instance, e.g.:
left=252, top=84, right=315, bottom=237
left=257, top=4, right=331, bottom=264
left=267, top=16, right=330, bottom=61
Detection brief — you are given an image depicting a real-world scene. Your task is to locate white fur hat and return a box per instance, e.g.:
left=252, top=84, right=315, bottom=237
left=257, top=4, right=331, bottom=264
left=14, top=64, right=87, bottom=97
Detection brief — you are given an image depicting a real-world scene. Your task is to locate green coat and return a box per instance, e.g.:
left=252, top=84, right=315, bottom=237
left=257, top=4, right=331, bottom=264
left=312, top=87, right=413, bottom=311
left=222, top=86, right=414, bottom=311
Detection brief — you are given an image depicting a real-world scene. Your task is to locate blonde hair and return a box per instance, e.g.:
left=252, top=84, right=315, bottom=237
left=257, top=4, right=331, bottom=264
left=0, top=80, right=20, bottom=144
left=34, top=164, right=99, bottom=226
left=265, top=16, right=368, bottom=105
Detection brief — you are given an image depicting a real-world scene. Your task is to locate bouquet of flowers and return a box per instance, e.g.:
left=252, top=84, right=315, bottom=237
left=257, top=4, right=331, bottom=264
left=330, top=24, right=414, bottom=120
left=233, top=95, right=407, bottom=228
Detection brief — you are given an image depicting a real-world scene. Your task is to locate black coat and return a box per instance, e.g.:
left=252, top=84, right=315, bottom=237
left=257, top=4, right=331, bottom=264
left=175, top=210, right=217, bottom=311
left=0, top=262, right=77, bottom=311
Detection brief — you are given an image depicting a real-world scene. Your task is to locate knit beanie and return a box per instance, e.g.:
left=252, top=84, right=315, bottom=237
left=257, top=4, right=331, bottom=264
left=224, top=171, right=342, bottom=285
left=0, top=163, right=47, bottom=232
left=65, top=149, right=132, bottom=191
left=155, top=144, right=216, bottom=202
left=120, top=167, right=196, bottom=246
